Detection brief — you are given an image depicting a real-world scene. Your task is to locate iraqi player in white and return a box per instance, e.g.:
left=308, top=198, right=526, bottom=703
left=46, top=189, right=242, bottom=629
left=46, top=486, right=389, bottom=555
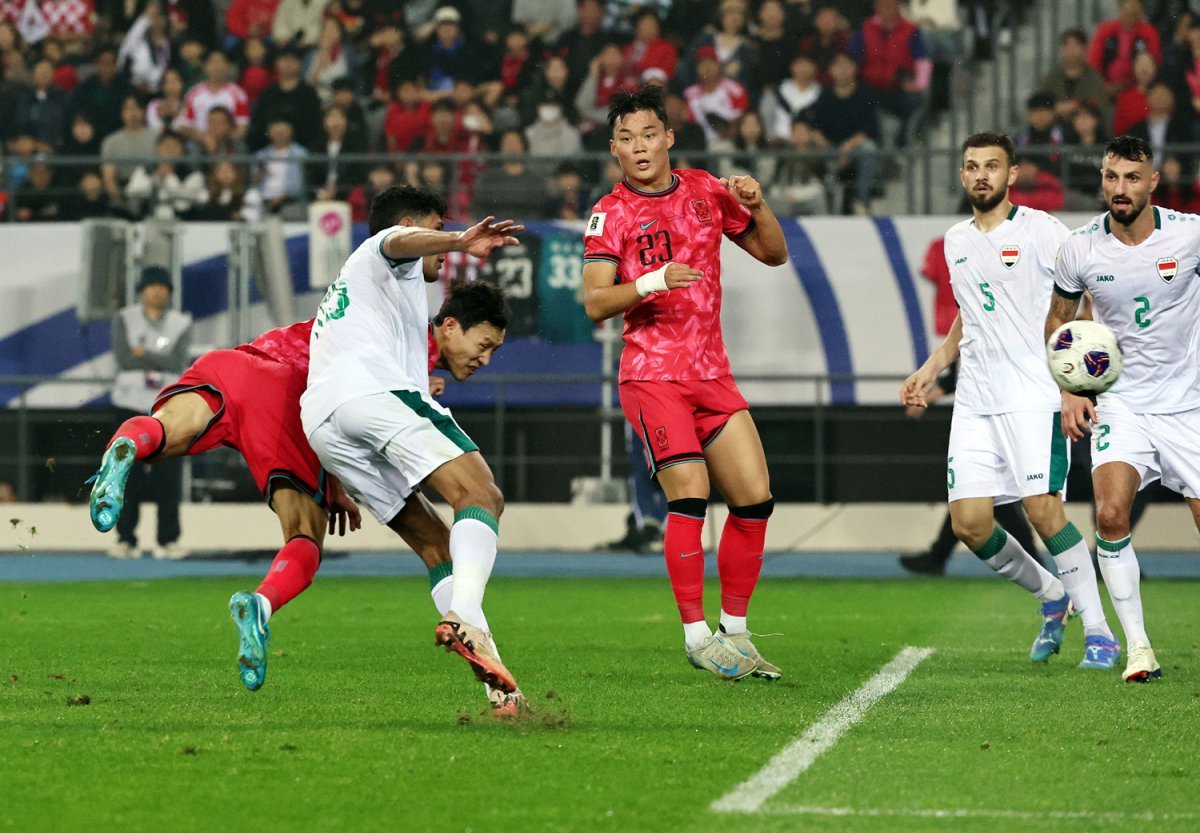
left=901, top=132, right=1117, bottom=668
left=1046, top=136, right=1200, bottom=682
left=300, top=185, right=525, bottom=696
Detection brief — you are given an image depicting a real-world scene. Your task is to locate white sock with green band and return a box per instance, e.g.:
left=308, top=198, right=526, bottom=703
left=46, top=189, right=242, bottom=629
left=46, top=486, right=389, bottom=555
left=448, top=506, right=499, bottom=630
left=1096, top=534, right=1148, bottom=646
left=973, top=524, right=1063, bottom=601
left=1044, top=523, right=1111, bottom=637
left=429, top=561, right=454, bottom=616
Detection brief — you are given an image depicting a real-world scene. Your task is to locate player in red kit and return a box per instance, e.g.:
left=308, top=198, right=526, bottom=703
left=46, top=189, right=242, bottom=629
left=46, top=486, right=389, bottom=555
left=582, top=84, right=789, bottom=681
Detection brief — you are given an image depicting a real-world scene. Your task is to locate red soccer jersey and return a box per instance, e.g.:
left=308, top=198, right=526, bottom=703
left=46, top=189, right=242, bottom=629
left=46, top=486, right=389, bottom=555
left=583, top=168, right=755, bottom=382
left=238, top=318, right=439, bottom=375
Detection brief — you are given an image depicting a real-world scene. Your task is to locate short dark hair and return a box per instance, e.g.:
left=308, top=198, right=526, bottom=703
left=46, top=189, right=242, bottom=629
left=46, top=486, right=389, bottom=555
left=607, top=83, right=669, bottom=132
left=434, top=278, right=509, bottom=332
left=1060, top=28, right=1088, bottom=46
left=961, top=130, right=1015, bottom=167
left=368, top=185, right=448, bottom=236
left=1105, top=135, right=1153, bottom=164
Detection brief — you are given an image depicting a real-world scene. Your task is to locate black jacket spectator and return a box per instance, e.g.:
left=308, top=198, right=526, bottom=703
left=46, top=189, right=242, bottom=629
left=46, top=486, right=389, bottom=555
left=249, top=50, right=324, bottom=150
left=67, top=48, right=132, bottom=142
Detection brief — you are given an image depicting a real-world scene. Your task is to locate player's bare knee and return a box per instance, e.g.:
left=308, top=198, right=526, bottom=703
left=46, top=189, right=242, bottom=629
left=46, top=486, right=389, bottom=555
left=1023, top=496, right=1067, bottom=538
left=1095, top=502, right=1131, bottom=541
left=951, top=517, right=991, bottom=550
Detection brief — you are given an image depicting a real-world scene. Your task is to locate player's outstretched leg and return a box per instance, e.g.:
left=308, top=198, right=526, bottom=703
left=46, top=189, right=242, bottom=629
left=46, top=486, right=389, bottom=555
left=88, top=416, right=165, bottom=532
left=229, top=590, right=270, bottom=691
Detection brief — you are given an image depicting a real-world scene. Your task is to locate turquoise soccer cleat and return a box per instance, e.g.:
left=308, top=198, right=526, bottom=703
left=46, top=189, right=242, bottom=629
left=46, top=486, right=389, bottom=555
left=229, top=591, right=270, bottom=691
left=1029, top=594, right=1075, bottom=663
left=1078, top=634, right=1121, bottom=670
left=87, top=437, right=137, bottom=533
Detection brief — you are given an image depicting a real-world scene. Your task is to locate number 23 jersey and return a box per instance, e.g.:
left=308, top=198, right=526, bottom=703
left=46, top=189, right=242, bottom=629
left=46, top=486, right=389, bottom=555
left=583, top=169, right=755, bottom=382
left=946, top=205, right=1069, bottom=414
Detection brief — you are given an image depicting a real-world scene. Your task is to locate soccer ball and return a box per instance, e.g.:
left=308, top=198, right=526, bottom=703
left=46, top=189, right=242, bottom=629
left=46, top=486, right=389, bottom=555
left=1046, top=320, right=1123, bottom=395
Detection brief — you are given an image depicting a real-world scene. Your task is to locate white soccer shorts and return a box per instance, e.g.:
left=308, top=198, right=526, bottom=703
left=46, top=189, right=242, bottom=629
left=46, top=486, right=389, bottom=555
left=307, top=389, right=478, bottom=524
left=1092, top=397, right=1200, bottom=499
left=946, top=409, right=1069, bottom=505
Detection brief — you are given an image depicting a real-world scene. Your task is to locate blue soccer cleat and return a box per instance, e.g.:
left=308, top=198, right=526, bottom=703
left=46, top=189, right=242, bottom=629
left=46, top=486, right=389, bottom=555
left=1030, top=594, right=1075, bottom=663
left=1079, top=634, right=1121, bottom=670
left=87, top=437, right=137, bottom=533
left=229, top=591, right=270, bottom=691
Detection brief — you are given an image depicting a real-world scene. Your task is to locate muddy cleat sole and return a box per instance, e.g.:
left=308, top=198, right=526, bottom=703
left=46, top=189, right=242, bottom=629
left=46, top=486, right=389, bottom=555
left=436, top=611, right=517, bottom=694
left=721, top=630, right=782, bottom=680
left=1078, top=634, right=1121, bottom=670
left=1123, top=641, right=1162, bottom=683
left=229, top=591, right=270, bottom=691
left=1030, top=595, right=1075, bottom=663
left=686, top=633, right=757, bottom=681
left=87, top=437, right=137, bottom=533
left=488, top=686, right=531, bottom=720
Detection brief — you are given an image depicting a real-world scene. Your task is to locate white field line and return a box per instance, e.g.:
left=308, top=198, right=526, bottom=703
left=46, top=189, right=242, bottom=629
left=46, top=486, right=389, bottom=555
left=765, top=805, right=1196, bottom=823
left=711, top=646, right=935, bottom=814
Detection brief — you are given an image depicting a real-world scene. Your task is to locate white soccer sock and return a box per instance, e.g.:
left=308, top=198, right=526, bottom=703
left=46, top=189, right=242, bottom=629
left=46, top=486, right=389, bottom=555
left=256, top=593, right=273, bottom=623
left=447, top=508, right=499, bottom=630
left=1097, top=535, right=1149, bottom=647
left=719, top=611, right=747, bottom=635
left=430, top=573, right=453, bottom=616
left=1044, top=523, right=1111, bottom=636
left=974, top=525, right=1062, bottom=601
left=683, top=620, right=712, bottom=651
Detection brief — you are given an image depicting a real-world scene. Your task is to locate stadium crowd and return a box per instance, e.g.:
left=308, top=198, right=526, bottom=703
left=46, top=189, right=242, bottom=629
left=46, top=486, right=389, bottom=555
left=0, top=0, right=1195, bottom=222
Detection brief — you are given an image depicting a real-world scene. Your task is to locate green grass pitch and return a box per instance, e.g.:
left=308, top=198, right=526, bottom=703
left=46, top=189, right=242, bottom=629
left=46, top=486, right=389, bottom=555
left=2, top=575, right=1198, bottom=832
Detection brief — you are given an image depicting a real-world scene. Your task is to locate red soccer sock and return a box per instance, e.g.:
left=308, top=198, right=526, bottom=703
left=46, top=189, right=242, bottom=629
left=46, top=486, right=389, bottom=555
left=256, top=535, right=321, bottom=614
left=664, top=504, right=707, bottom=623
left=108, top=415, right=165, bottom=460
left=717, top=515, right=768, bottom=617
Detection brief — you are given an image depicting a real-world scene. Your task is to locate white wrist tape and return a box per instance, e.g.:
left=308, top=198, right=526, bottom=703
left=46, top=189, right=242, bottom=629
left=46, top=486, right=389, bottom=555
left=634, top=263, right=671, bottom=297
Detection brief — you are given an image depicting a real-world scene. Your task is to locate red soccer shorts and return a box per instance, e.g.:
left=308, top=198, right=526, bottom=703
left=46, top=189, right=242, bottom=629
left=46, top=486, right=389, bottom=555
left=153, top=348, right=327, bottom=508
left=619, top=375, right=749, bottom=476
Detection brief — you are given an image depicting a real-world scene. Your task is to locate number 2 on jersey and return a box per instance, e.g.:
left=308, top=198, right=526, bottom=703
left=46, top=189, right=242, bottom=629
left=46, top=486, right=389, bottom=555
left=979, top=282, right=995, bottom=312
left=637, top=230, right=673, bottom=266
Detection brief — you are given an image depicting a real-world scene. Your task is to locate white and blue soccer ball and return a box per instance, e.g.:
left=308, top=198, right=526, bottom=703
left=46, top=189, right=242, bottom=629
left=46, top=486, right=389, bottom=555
left=1046, top=319, right=1123, bottom=395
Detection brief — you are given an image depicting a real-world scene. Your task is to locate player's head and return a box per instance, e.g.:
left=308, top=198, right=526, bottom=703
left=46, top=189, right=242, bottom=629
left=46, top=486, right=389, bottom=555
left=433, top=279, right=509, bottom=381
left=368, top=184, right=447, bottom=236
left=607, top=84, right=675, bottom=188
left=959, top=131, right=1017, bottom=213
left=1102, top=135, right=1158, bottom=227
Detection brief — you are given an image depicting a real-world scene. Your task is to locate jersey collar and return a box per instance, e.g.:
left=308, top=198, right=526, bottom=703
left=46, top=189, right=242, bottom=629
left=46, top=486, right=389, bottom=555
left=1103, top=205, right=1161, bottom=235
left=620, top=173, right=679, bottom=197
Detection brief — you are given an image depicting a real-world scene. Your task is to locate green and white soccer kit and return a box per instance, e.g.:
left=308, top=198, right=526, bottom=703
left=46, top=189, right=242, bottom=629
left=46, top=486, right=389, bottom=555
left=301, top=227, right=477, bottom=523
left=1055, top=207, right=1200, bottom=497
left=945, top=205, right=1071, bottom=505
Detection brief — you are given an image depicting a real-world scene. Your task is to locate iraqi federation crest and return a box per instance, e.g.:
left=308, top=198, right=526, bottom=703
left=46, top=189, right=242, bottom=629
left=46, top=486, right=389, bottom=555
left=1157, top=257, right=1178, bottom=283
left=1000, top=245, right=1021, bottom=269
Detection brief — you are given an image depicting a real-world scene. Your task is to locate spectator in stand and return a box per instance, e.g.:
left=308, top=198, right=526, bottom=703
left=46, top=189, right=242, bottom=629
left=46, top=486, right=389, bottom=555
left=64, top=169, right=111, bottom=220
left=1155, top=153, right=1200, bottom=212
left=273, top=0, right=327, bottom=50
left=41, top=0, right=97, bottom=49
left=124, top=131, right=207, bottom=220
left=683, top=0, right=756, bottom=90
left=15, top=59, right=67, bottom=150
left=524, top=96, right=581, bottom=177
left=117, top=3, right=173, bottom=95
left=1112, top=49, right=1158, bottom=134
left=807, top=51, right=881, bottom=214
left=239, top=37, right=276, bottom=103
left=16, top=159, right=62, bottom=221
left=192, top=160, right=248, bottom=220
left=366, top=22, right=419, bottom=105
left=180, top=50, right=251, bottom=144
left=225, top=0, right=281, bottom=49
left=751, top=0, right=798, bottom=97
left=1014, top=91, right=1075, bottom=174
left=67, top=47, right=131, bottom=142
left=3, top=133, right=41, bottom=192
left=247, top=119, right=308, bottom=216
left=101, top=94, right=158, bottom=213
left=1008, top=156, right=1065, bottom=213
left=545, top=161, right=588, bottom=220
left=309, top=103, right=367, bottom=201
left=556, top=0, right=609, bottom=94
left=721, top=109, right=779, bottom=186
left=305, top=17, right=353, bottom=103
left=683, top=45, right=750, bottom=144
left=175, top=36, right=208, bottom=88
left=497, top=24, right=538, bottom=102
left=346, top=161, right=395, bottom=222
left=665, top=0, right=722, bottom=47
left=849, top=0, right=930, bottom=148
left=471, top=128, right=549, bottom=220
left=383, top=76, right=432, bottom=152
left=1038, top=28, right=1113, bottom=125
left=1162, top=19, right=1200, bottom=119
left=0, top=20, right=24, bottom=66
left=800, top=5, right=851, bottom=86
left=663, top=89, right=707, bottom=166
left=61, top=112, right=101, bottom=159
left=409, top=96, right=466, bottom=154
left=1089, top=0, right=1162, bottom=94
left=521, top=54, right=577, bottom=128
left=1064, top=102, right=1109, bottom=196
left=512, top=0, right=578, bottom=43
left=623, top=9, right=677, bottom=85
left=329, top=77, right=369, bottom=149
left=195, top=105, right=245, bottom=158
left=426, top=6, right=477, bottom=92
left=41, top=39, right=78, bottom=93
left=249, top=47, right=323, bottom=150
left=574, top=42, right=632, bottom=132
left=147, top=67, right=188, bottom=134
left=1128, top=82, right=1193, bottom=171
left=0, top=52, right=30, bottom=145
left=761, top=53, right=821, bottom=142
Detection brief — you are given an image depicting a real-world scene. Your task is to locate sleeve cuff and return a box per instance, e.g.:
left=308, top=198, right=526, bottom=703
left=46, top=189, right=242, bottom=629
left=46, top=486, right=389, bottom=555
left=731, top=218, right=756, bottom=241
left=1053, top=283, right=1083, bottom=300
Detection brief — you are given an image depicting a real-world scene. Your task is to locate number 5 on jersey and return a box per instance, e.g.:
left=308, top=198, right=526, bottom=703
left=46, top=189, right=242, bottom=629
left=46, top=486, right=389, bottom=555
left=979, top=282, right=995, bottom=312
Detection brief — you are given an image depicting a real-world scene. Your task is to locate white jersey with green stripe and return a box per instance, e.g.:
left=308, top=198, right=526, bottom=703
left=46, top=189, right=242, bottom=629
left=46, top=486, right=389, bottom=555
left=1055, top=207, right=1200, bottom=414
left=301, top=227, right=430, bottom=437
left=946, top=204, right=1069, bottom=414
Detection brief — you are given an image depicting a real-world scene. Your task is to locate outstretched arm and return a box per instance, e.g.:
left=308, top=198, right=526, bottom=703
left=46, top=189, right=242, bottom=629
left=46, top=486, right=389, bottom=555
left=381, top=216, right=523, bottom=261
left=899, top=313, right=963, bottom=408
left=722, top=175, right=788, bottom=267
